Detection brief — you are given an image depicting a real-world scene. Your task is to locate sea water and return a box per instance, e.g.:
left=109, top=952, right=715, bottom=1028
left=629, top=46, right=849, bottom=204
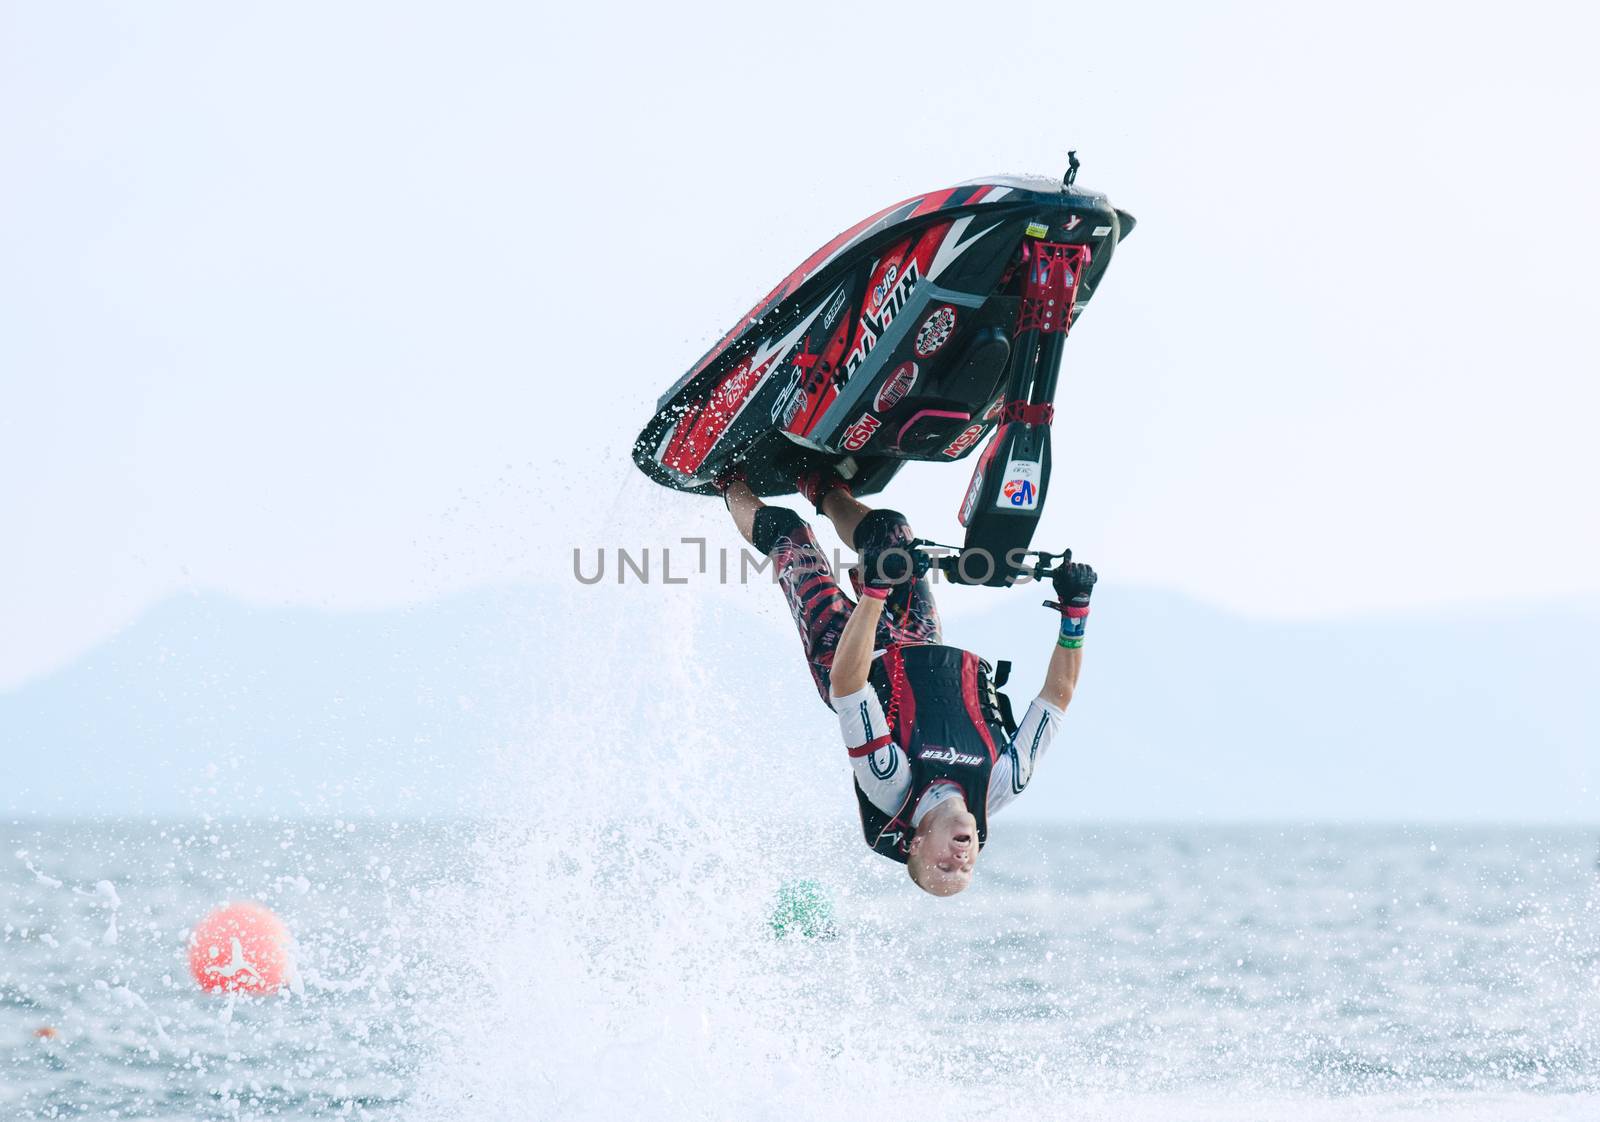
left=3, top=818, right=1598, bottom=1121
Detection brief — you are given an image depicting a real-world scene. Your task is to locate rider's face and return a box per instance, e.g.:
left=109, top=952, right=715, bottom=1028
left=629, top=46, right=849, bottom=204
left=909, top=807, right=978, bottom=896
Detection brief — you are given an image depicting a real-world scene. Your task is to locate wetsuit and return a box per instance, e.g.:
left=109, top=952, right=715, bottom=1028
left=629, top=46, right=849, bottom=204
left=754, top=506, right=1065, bottom=861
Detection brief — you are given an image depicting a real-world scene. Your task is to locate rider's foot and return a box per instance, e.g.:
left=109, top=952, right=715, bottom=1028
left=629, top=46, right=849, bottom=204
left=795, top=465, right=852, bottom=515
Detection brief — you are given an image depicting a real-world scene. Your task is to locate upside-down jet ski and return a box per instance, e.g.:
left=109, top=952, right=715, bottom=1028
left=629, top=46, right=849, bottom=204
left=633, top=156, right=1134, bottom=586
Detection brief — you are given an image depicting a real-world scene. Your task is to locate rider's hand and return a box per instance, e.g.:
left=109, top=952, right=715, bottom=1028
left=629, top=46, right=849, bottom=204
left=859, top=547, right=923, bottom=598
left=1051, top=561, right=1097, bottom=610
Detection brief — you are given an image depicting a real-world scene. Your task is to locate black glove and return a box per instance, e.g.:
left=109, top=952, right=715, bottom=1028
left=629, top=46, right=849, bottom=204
left=859, top=546, right=927, bottom=592
left=1050, top=561, right=1097, bottom=610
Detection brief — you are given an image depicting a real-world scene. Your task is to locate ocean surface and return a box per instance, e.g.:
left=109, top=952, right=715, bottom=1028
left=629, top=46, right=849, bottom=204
left=3, top=820, right=1598, bottom=1121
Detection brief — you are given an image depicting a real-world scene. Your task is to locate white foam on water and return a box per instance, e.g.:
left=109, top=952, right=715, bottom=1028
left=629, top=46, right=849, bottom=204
left=938, top=1090, right=1600, bottom=1122
left=408, top=481, right=936, bottom=1120
left=404, top=473, right=1600, bottom=1121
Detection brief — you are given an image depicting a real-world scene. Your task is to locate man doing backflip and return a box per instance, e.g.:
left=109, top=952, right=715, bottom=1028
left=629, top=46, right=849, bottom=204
left=721, top=467, right=1097, bottom=897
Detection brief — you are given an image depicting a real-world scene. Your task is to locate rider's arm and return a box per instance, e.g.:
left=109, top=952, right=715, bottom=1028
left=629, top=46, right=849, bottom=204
left=1039, top=559, right=1095, bottom=710
left=988, top=692, right=1065, bottom=814
left=990, top=560, right=1096, bottom=814
left=1038, top=637, right=1083, bottom=711
left=990, top=601, right=1088, bottom=814
left=830, top=589, right=913, bottom=813
left=833, top=677, right=912, bottom=813
left=990, top=624, right=1079, bottom=812
left=828, top=591, right=886, bottom=697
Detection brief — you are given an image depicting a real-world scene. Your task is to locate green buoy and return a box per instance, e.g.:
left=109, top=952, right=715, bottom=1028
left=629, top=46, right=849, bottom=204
left=769, top=878, right=839, bottom=940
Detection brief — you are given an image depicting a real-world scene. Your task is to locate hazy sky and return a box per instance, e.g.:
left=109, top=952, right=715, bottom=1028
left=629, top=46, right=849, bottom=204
left=4, top=0, right=1598, bottom=689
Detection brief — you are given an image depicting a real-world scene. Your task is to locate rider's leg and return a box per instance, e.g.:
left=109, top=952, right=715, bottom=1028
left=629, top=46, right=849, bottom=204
left=819, top=488, right=875, bottom=550
left=832, top=500, right=944, bottom=647
left=723, top=480, right=765, bottom=546
left=723, top=480, right=853, bottom=704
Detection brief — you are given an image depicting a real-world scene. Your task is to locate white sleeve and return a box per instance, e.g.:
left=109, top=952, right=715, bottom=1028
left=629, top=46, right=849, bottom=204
left=987, top=696, right=1065, bottom=817
left=831, top=683, right=912, bottom=816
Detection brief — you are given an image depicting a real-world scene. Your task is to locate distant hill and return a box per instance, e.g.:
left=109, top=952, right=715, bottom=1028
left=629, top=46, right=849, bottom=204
left=953, top=586, right=1600, bottom=822
left=0, top=588, right=550, bottom=817
left=2, top=583, right=1596, bottom=821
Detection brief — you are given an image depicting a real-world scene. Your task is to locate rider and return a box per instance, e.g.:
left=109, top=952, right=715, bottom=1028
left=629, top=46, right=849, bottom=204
left=721, top=467, right=1096, bottom=897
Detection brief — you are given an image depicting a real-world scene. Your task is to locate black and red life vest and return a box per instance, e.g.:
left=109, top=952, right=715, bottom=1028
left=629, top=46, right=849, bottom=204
left=852, top=643, right=1014, bottom=864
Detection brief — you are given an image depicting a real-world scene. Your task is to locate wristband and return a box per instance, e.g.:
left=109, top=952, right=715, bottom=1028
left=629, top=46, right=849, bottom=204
left=1058, top=604, right=1089, bottom=648
left=861, top=585, right=892, bottom=601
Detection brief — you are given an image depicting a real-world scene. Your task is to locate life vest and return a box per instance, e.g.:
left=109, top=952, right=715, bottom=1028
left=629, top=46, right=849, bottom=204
left=852, top=643, right=1015, bottom=864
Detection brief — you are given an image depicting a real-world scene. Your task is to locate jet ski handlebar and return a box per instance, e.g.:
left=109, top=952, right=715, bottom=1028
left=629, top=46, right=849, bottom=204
left=895, top=539, right=1072, bottom=589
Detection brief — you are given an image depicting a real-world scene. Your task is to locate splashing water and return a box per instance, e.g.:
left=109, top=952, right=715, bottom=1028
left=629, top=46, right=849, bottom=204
left=409, top=571, right=912, bottom=1120
left=6, top=481, right=1600, bottom=1119
left=401, top=482, right=1600, bottom=1122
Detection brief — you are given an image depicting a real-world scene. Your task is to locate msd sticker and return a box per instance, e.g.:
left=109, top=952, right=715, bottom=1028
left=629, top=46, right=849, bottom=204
left=941, top=423, right=985, bottom=459
left=841, top=412, right=881, bottom=451
left=712, top=363, right=753, bottom=412
left=997, top=458, right=1041, bottom=509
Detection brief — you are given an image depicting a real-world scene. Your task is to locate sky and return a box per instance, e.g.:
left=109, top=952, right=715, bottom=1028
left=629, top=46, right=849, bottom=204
left=3, top=0, right=1599, bottom=690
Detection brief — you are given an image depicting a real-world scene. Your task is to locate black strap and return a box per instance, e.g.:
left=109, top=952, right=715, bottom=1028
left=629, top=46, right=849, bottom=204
left=991, top=659, right=1018, bottom=738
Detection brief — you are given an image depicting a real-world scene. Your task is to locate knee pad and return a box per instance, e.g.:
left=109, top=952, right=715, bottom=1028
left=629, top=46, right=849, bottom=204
left=752, top=506, right=807, bottom=557
left=851, top=508, right=913, bottom=553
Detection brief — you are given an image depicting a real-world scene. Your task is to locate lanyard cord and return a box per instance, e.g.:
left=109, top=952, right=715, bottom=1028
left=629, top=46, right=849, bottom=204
left=883, top=644, right=906, bottom=749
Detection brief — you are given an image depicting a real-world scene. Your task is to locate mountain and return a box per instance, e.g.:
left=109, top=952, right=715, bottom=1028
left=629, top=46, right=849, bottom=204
left=2, top=583, right=1595, bottom=821
left=954, top=585, right=1600, bottom=822
left=0, top=588, right=548, bottom=817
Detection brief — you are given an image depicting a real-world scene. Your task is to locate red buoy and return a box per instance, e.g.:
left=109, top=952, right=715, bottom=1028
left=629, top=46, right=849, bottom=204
left=187, top=902, right=293, bottom=995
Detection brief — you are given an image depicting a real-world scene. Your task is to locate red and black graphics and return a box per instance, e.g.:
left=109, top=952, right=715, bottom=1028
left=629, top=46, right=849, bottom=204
left=780, top=220, right=960, bottom=449
left=635, top=173, right=1135, bottom=506
left=780, top=216, right=1027, bottom=465
left=656, top=293, right=833, bottom=479
left=670, top=182, right=1014, bottom=400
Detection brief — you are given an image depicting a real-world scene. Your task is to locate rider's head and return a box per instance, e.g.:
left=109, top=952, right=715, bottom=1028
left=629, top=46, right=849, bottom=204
left=905, top=799, right=978, bottom=896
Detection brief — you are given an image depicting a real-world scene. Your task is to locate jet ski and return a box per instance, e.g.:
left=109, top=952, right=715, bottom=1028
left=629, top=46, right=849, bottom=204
left=634, top=156, right=1134, bottom=585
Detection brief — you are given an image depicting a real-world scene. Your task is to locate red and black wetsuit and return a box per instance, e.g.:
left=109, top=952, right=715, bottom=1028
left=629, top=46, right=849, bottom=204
left=754, top=506, right=1058, bottom=864
left=852, top=643, right=1013, bottom=864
